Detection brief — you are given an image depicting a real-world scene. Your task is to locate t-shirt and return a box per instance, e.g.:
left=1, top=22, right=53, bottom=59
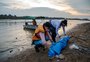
left=32, top=25, right=45, bottom=41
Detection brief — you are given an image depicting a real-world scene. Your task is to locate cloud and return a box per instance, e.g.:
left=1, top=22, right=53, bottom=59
left=48, top=0, right=90, bottom=16
left=0, top=2, right=10, bottom=8
left=8, top=2, right=31, bottom=9
left=0, top=0, right=90, bottom=16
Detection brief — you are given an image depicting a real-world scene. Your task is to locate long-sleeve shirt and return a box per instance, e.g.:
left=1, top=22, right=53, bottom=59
left=50, top=19, right=62, bottom=35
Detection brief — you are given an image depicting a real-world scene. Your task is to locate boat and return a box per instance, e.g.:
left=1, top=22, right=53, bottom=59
left=23, top=25, right=37, bottom=30
left=23, top=22, right=38, bottom=30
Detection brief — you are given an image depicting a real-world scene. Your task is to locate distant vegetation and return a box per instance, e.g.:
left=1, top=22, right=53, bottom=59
left=0, top=14, right=28, bottom=19
left=0, top=14, right=90, bottom=21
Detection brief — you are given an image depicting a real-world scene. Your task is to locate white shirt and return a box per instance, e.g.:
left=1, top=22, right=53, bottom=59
left=50, top=19, right=62, bottom=35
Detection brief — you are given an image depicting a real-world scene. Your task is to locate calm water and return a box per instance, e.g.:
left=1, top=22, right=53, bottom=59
left=0, top=20, right=34, bottom=60
left=0, top=19, right=90, bottom=60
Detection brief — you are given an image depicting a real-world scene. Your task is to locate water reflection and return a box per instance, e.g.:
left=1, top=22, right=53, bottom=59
left=0, top=19, right=90, bottom=60
left=0, top=20, right=35, bottom=60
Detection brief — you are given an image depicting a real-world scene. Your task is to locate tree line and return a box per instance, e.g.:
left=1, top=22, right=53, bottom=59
left=0, top=14, right=89, bottom=21
left=0, top=14, right=64, bottom=19
left=0, top=14, right=27, bottom=19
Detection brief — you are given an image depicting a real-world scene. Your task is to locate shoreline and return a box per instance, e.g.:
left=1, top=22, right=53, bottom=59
left=2, top=23, right=90, bottom=62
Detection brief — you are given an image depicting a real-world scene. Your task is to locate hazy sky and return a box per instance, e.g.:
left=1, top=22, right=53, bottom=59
left=0, top=0, right=90, bottom=18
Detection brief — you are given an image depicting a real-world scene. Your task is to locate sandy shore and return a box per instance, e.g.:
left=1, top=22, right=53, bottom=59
left=3, top=23, right=90, bottom=62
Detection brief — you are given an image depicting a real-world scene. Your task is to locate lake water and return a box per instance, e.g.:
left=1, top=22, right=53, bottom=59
left=0, top=19, right=90, bottom=61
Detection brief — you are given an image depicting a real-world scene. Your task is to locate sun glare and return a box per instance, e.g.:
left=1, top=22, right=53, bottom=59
left=8, top=0, right=90, bottom=16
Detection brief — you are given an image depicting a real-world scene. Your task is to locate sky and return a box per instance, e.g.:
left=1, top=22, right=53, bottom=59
left=0, top=0, right=90, bottom=18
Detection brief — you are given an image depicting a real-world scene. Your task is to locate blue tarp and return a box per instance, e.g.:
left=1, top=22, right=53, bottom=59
left=48, top=36, right=70, bottom=58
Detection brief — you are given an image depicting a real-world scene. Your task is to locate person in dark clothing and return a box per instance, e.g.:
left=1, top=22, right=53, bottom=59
left=32, top=19, right=37, bottom=26
left=43, top=22, right=56, bottom=42
left=25, top=22, right=28, bottom=25
left=49, top=19, right=67, bottom=42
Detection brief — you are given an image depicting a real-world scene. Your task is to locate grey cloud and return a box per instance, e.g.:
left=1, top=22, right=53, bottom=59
left=0, top=0, right=90, bottom=18
left=0, top=2, right=9, bottom=7
left=67, top=0, right=90, bottom=10
left=0, top=2, right=18, bottom=8
left=0, top=7, right=70, bottom=17
left=76, top=8, right=90, bottom=14
left=0, top=0, right=12, bottom=6
left=54, top=0, right=90, bottom=15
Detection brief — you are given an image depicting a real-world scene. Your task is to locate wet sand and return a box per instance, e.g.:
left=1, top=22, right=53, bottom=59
left=3, top=23, right=90, bottom=62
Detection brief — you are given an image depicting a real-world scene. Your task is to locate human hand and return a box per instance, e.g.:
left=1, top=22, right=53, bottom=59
left=56, top=35, right=61, bottom=41
left=56, top=35, right=61, bottom=38
left=42, top=41, right=46, bottom=45
left=42, top=41, right=49, bottom=46
left=64, top=34, right=66, bottom=36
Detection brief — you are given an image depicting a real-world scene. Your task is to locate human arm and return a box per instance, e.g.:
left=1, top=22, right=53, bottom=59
left=55, top=23, right=61, bottom=38
left=62, top=26, right=66, bottom=35
left=39, top=32, right=51, bottom=47
left=39, top=32, right=46, bottom=45
left=47, top=31, right=53, bottom=42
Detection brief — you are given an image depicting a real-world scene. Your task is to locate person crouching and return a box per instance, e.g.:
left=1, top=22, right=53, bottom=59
left=32, top=22, right=53, bottom=52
